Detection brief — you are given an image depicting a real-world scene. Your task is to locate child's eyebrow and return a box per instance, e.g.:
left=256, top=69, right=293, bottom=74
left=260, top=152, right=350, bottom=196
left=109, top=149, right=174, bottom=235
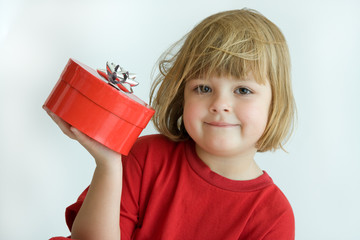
left=232, top=77, right=255, bottom=83
left=187, top=76, right=258, bottom=83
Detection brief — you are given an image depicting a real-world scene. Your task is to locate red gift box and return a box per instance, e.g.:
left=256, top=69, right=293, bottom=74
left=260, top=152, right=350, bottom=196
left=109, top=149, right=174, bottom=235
left=44, top=58, right=155, bottom=155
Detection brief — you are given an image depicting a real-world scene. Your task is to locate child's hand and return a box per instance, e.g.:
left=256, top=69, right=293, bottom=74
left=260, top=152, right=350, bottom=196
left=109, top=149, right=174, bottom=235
left=43, top=106, right=122, bottom=167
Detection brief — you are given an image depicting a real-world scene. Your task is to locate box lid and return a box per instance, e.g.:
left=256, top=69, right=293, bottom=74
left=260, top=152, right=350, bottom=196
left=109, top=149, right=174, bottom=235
left=60, top=58, right=154, bottom=128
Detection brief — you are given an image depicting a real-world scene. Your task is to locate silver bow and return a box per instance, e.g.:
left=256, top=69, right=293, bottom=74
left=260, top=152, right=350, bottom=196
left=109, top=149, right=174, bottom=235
left=97, top=62, right=138, bottom=93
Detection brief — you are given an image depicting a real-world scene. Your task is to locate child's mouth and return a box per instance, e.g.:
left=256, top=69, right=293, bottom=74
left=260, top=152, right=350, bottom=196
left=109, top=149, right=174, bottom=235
left=205, top=121, right=239, bottom=127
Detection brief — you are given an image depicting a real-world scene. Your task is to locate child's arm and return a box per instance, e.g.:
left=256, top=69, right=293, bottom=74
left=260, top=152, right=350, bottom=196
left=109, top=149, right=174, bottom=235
left=45, top=107, right=123, bottom=240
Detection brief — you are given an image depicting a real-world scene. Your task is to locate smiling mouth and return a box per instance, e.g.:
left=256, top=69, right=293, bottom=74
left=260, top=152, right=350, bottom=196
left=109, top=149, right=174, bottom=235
left=205, top=122, right=239, bottom=127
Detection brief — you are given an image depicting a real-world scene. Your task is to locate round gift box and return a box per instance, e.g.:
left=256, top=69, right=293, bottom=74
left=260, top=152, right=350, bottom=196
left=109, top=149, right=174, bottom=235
left=44, top=58, right=155, bottom=155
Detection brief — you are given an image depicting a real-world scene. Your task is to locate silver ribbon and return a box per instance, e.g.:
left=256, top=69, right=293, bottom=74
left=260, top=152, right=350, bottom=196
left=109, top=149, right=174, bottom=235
left=97, top=62, right=138, bottom=93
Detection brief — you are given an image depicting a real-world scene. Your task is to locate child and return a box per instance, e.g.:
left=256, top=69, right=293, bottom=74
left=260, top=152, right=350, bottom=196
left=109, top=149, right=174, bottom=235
left=47, top=8, right=296, bottom=240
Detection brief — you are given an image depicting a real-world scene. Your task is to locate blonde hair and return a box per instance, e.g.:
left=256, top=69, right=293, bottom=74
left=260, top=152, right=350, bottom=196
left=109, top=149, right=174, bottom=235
left=150, top=8, right=296, bottom=152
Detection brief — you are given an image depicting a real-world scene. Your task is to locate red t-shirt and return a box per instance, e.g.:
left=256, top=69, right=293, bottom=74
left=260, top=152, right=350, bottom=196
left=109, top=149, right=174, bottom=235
left=56, top=134, right=295, bottom=240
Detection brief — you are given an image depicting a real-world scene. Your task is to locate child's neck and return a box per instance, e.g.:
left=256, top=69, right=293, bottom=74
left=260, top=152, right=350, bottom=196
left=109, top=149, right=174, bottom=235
left=195, top=144, right=263, bottom=181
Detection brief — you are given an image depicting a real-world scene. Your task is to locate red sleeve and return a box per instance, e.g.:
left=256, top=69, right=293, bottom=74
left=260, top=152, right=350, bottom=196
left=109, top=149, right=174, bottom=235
left=64, top=187, right=90, bottom=232
left=52, top=151, right=143, bottom=240
left=262, top=207, right=295, bottom=240
left=49, top=136, right=152, bottom=240
left=47, top=188, right=88, bottom=240
left=239, top=186, right=295, bottom=240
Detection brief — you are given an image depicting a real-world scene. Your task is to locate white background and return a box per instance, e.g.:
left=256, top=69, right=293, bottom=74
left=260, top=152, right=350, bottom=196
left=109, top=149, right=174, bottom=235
left=1, top=0, right=360, bottom=239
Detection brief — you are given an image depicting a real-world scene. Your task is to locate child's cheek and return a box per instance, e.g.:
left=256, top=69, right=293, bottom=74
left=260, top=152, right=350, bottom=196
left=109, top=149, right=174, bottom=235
left=183, top=101, right=195, bottom=124
left=237, top=102, right=269, bottom=134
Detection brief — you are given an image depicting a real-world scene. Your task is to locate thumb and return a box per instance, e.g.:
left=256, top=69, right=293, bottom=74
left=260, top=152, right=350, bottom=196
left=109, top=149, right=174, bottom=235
left=69, top=126, right=122, bottom=163
left=70, top=127, right=98, bottom=152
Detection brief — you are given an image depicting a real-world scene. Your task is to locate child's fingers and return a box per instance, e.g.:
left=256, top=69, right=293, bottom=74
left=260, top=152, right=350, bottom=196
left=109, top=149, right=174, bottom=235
left=70, top=126, right=122, bottom=164
left=43, top=106, right=76, bottom=139
left=70, top=126, right=110, bottom=155
left=70, top=127, right=117, bottom=161
left=69, top=127, right=97, bottom=150
left=44, top=106, right=122, bottom=163
left=69, top=126, right=105, bottom=155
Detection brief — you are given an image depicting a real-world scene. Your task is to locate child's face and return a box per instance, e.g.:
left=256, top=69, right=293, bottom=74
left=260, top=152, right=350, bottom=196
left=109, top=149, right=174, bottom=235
left=183, top=73, right=272, bottom=159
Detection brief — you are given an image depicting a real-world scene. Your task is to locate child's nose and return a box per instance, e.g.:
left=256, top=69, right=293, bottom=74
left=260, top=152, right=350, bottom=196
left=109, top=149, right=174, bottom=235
left=209, top=95, right=232, bottom=113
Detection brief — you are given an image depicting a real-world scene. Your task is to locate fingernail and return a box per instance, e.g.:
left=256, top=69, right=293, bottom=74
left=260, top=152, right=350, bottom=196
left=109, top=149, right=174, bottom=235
left=42, top=105, right=49, bottom=112
left=43, top=106, right=53, bottom=116
left=70, top=126, right=78, bottom=133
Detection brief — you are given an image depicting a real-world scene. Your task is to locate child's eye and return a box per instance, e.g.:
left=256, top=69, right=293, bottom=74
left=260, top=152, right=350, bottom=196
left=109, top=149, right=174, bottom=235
left=235, top=87, right=252, bottom=95
left=194, top=85, right=212, bottom=94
